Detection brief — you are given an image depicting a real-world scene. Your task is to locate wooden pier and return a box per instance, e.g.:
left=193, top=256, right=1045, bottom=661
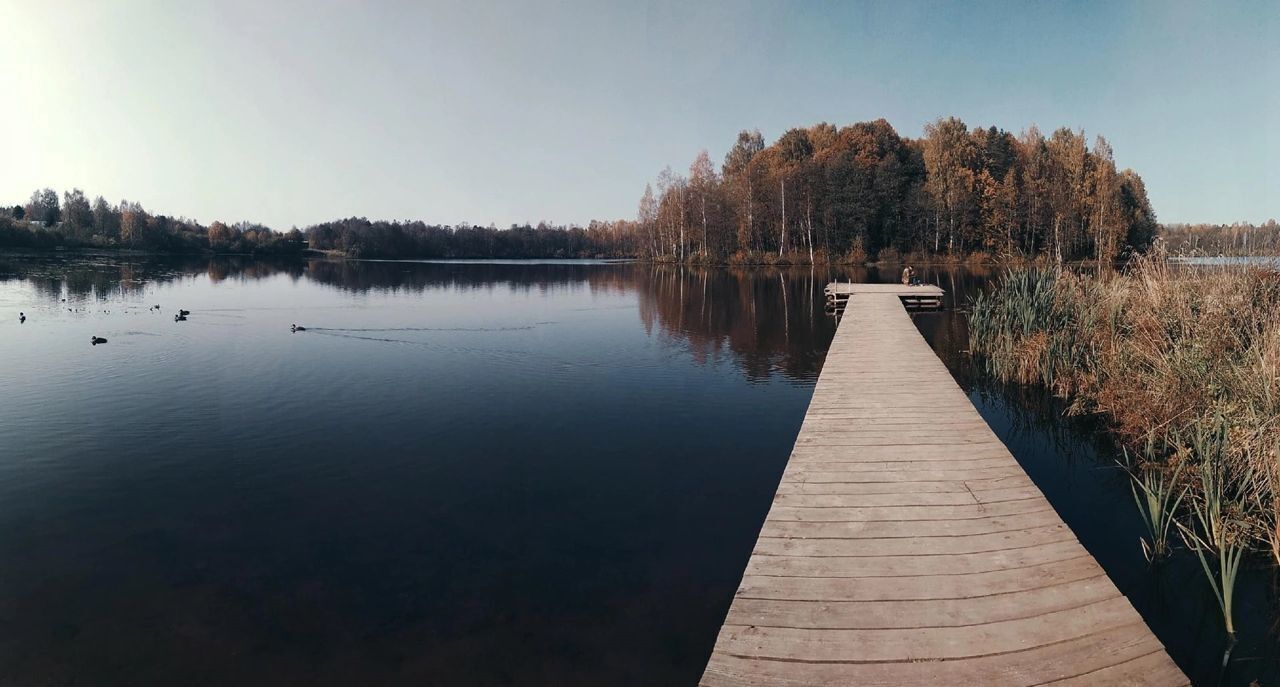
left=700, top=285, right=1186, bottom=686
left=825, top=282, right=944, bottom=313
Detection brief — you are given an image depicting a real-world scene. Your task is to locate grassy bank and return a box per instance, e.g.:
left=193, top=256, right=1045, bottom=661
left=969, top=257, right=1280, bottom=638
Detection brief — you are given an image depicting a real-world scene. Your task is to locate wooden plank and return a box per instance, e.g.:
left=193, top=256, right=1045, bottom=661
left=762, top=509, right=1067, bottom=539
left=769, top=485, right=1044, bottom=507
left=743, top=539, right=1087, bottom=578
left=780, top=458, right=1016, bottom=471
left=778, top=467, right=1032, bottom=483
left=712, top=596, right=1141, bottom=662
left=702, top=623, right=1184, bottom=687
left=824, top=283, right=945, bottom=296
left=699, top=291, right=1183, bottom=685
left=1044, top=649, right=1192, bottom=686
left=773, top=476, right=1036, bottom=495
left=723, top=575, right=1118, bottom=629
left=753, top=523, right=1073, bottom=557
left=734, top=555, right=1105, bottom=602
left=763, top=497, right=1051, bottom=523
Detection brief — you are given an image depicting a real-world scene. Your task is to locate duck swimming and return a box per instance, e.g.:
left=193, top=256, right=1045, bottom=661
left=91, top=336, right=107, bottom=345
left=19, top=312, right=25, bottom=323
left=178, top=309, right=191, bottom=316
left=291, top=324, right=306, bottom=332
left=174, top=313, right=187, bottom=322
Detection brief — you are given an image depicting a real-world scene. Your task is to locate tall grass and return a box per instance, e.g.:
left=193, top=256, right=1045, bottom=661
left=1126, top=442, right=1185, bottom=563
left=969, top=255, right=1280, bottom=638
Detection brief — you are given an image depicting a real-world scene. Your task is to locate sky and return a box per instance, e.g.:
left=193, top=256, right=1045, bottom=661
left=1, top=0, right=1276, bottom=229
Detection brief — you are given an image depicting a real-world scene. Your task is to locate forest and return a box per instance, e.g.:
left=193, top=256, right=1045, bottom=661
left=2, top=117, right=1166, bottom=262
left=303, top=218, right=636, bottom=259
left=304, top=117, right=1163, bottom=263
left=1160, top=220, right=1280, bottom=256
left=0, top=189, right=304, bottom=255
left=633, top=117, right=1159, bottom=264
left=0, top=190, right=623, bottom=258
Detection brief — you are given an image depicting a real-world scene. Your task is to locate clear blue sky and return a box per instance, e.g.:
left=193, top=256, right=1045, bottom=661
left=1, top=0, right=1275, bottom=228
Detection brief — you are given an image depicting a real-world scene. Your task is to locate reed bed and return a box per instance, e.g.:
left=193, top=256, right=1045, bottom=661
left=969, top=256, right=1280, bottom=637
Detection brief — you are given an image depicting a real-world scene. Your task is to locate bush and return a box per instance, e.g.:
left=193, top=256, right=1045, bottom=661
left=875, top=246, right=901, bottom=264
left=838, top=238, right=868, bottom=265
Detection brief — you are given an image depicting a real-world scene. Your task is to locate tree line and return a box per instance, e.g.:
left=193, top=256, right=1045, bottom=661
left=1160, top=220, right=1280, bottom=256
left=3, top=116, right=1163, bottom=263
left=1, top=188, right=304, bottom=254
left=633, top=117, right=1158, bottom=264
left=0, top=189, right=633, bottom=258
left=303, top=218, right=637, bottom=259
left=303, top=117, right=1162, bottom=263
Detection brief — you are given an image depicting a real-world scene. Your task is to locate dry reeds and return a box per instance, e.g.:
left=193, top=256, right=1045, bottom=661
left=970, top=255, right=1280, bottom=638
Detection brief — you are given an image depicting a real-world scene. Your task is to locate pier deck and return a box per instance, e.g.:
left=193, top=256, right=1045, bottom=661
left=700, top=286, right=1186, bottom=686
left=825, top=282, right=945, bottom=312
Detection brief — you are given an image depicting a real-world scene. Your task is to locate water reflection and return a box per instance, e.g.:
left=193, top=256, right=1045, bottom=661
left=2, top=255, right=851, bottom=384
left=0, top=254, right=842, bottom=687
left=3, top=254, right=1006, bottom=389
left=2, top=254, right=1275, bottom=686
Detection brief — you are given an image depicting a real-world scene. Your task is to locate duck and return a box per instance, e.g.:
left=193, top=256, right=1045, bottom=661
left=19, top=312, right=25, bottom=323
left=91, top=336, right=107, bottom=345
left=178, top=309, right=191, bottom=316
left=291, top=324, right=306, bottom=332
left=174, top=313, right=187, bottom=322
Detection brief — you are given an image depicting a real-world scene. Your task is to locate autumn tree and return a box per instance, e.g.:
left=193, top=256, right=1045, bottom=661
left=1118, top=170, right=1157, bottom=251
left=208, top=221, right=232, bottom=250
left=1018, top=127, right=1050, bottom=256
left=27, top=188, right=61, bottom=226
left=1045, top=128, right=1088, bottom=263
left=722, top=130, right=765, bottom=254
left=1088, top=135, right=1121, bottom=262
left=119, top=201, right=148, bottom=246
left=637, top=184, right=658, bottom=258
left=92, top=196, right=120, bottom=240
left=773, top=128, right=814, bottom=256
left=688, top=150, right=717, bottom=258
left=62, top=189, right=93, bottom=239
left=655, top=166, right=688, bottom=260
left=921, top=118, right=976, bottom=253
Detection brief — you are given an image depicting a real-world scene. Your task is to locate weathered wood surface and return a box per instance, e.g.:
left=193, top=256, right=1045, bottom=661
left=823, top=282, right=945, bottom=297
left=700, top=293, right=1186, bottom=686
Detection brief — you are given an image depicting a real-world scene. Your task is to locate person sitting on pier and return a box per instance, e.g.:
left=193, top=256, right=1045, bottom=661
left=902, top=265, right=920, bottom=286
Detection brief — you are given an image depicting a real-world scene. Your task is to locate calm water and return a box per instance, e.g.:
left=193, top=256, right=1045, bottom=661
left=1171, top=256, right=1280, bottom=267
left=0, top=254, right=1274, bottom=686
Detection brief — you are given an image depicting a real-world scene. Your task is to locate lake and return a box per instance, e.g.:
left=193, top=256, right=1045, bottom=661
left=1169, top=256, right=1280, bottom=266
left=0, top=254, right=1274, bottom=686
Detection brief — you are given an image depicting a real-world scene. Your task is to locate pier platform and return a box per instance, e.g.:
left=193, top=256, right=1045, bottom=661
left=700, top=287, right=1186, bottom=686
